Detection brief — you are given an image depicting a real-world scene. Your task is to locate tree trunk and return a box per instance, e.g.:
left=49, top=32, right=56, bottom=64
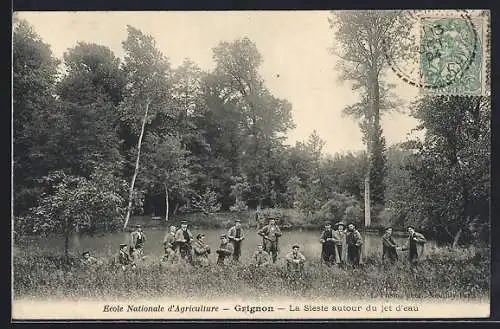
left=452, top=228, right=463, bottom=248
left=173, top=202, right=180, bottom=216
left=64, top=229, right=70, bottom=264
left=164, top=184, right=169, bottom=222
left=364, top=176, right=371, bottom=228
left=123, top=101, right=150, bottom=230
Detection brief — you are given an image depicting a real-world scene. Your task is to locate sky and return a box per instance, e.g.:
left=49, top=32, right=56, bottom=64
left=15, top=11, right=422, bottom=156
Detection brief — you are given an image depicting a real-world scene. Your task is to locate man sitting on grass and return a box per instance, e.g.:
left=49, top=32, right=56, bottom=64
left=252, top=244, right=271, bottom=267
left=216, top=234, right=234, bottom=265
left=286, top=244, right=306, bottom=274
left=80, top=251, right=100, bottom=267
left=115, top=243, right=136, bottom=271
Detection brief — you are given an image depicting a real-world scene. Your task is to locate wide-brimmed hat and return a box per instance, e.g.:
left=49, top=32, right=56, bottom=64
left=292, top=244, right=300, bottom=249
left=81, top=251, right=90, bottom=256
left=135, top=224, right=142, bottom=228
left=119, top=243, right=127, bottom=248
left=334, top=222, right=345, bottom=228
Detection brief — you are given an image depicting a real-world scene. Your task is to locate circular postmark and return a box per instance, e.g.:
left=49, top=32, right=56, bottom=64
left=383, top=10, right=480, bottom=90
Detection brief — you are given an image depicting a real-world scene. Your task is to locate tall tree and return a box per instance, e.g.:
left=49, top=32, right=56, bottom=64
left=329, top=10, right=409, bottom=227
left=119, top=25, right=173, bottom=229
left=57, top=42, right=126, bottom=177
left=404, top=96, right=490, bottom=247
left=13, top=19, right=60, bottom=214
left=210, top=37, right=295, bottom=208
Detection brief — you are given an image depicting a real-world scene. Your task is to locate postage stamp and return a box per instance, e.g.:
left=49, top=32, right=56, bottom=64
left=384, top=10, right=489, bottom=96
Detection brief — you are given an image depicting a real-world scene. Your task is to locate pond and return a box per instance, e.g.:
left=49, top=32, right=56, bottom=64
left=16, top=227, right=434, bottom=262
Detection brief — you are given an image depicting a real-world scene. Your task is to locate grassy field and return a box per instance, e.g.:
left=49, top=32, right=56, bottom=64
left=13, top=227, right=490, bottom=301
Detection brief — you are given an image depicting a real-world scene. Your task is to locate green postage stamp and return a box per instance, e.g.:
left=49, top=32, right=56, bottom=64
left=385, top=10, right=490, bottom=96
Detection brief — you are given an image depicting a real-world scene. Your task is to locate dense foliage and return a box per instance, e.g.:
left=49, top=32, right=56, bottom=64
left=13, top=17, right=490, bottom=249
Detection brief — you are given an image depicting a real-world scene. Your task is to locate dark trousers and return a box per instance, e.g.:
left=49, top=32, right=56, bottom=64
left=321, top=243, right=336, bottom=266
left=383, top=248, right=398, bottom=264
left=232, top=242, right=242, bottom=261
left=347, top=245, right=361, bottom=266
left=264, top=240, right=278, bottom=263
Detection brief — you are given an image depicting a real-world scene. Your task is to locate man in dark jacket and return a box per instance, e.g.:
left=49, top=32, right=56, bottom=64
left=115, top=243, right=136, bottom=271
left=346, top=223, right=363, bottom=267
left=382, top=227, right=398, bottom=264
left=216, top=234, right=234, bottom=265
left=257, top=219, right=282, bottom=263
left=227, top=219, right=245, bottom=262
left=401, top=226, right=427, bottom=265
left=320, top=221, right=336, bottom=266
left=129, top=224, right=146, bottom=260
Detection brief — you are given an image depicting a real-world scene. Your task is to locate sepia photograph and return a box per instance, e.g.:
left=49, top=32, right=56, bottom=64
left=11, top=9, right=491, bottom=320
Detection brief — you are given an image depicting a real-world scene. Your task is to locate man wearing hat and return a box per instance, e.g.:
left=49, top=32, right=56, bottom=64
left=115, top=243, right=136, bottom=271
left=175, top=221, right=194, bottom=263
left=80, top=251, right=99, bottom=267
left=251, top=244, right=271, bottom=267
left=162, top=225, right=178, bottom=263
left=346, top=223, right=363, bottom=268
left=129, top=224, right=146, bottom=260
left=227, top=219, right=245, bottom=262
left=332, top=222, right=346, bottom=265
left=192, top=233, right=211, bottom=267
left=216, top=234, right=234, bottom=265
left=319, top=221, right=336, bottom=266
left=257, top=218, right=282, bottom=263
left=285, top=244, right=306, bottom=274
left=401, top=226, right=426, bottom=265
left=382, top=227, right=399, bottom=264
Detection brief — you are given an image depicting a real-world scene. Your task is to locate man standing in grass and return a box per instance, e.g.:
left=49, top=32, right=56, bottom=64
left=252, top=244, right=271, bottom=267
left=227, top=219, right=245, bottom=262
left=115, top=243, right=136, bottom=271
left=258, top=218, right=282, bottom=263
left=346, top=223, right=363, bottom=268
left=216, top=234, right=234, bottom=265
left=333, top=222, right=346, bottom=266
left=192, top=233, right=211, bottom=267
left=175, top=221, right=194, bottom=264
left=320, top=221, right=336, bottom=266
left=401, top=226, right=427, bottom=265
left=286, top=244, right=306, bottom=274
left=382, top=226, right=399, bottom=264
left=130, top=224, right=146, bottom=260
left=162, top=225, right=177, bottom=263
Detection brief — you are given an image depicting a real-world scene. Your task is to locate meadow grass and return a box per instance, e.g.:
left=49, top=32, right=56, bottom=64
left=13, top=244, right=489, bottom=301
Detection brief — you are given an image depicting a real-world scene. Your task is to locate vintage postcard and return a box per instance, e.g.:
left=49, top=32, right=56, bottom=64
left=11, top=10, right=491, bottom=320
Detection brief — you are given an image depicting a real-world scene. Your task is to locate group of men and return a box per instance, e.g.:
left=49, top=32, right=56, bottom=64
left=80, top=218, right=427, bottom=274
left=319, top=221, right=427, bottom=268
